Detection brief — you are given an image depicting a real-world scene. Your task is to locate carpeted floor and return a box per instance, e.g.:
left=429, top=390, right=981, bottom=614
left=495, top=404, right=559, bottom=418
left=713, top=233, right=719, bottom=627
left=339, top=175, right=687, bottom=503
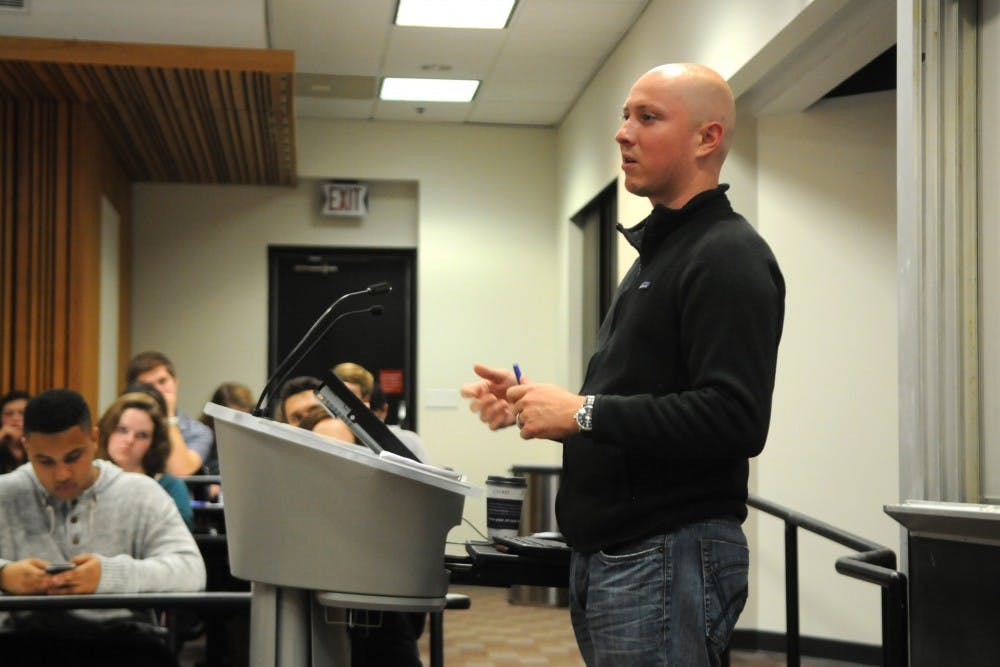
left=417, top=585, right=866, bottom=667
left=181, top=584, right=866, bottom=665
left=418, top=585, right=583, bottom=666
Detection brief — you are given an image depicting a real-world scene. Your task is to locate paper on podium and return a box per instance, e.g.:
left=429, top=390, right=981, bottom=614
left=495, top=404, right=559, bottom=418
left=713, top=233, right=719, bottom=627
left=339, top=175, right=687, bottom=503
left=378, top=451, right=466, bottom=482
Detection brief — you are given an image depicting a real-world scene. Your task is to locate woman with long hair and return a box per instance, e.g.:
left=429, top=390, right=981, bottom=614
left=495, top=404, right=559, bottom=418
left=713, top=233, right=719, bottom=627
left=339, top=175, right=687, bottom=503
left=97, top=392, right=193, bottom=528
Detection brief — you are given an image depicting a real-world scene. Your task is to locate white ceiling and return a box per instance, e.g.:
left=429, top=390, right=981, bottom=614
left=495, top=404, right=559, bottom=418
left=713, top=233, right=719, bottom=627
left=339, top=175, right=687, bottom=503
left=0, top=0, right=650, bottom=127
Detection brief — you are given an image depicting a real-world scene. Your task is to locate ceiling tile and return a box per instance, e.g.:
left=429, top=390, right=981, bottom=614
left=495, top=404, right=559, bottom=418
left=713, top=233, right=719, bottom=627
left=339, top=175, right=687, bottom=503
left=513, top=0, right=647, bottom=37
left=467, top=99, right=567, bottom=126
left=0, top=0, right=267, bottom=47
left=476, top=79, right=580, bottom=104
left=270, top=0, right=394, bottom=74
left=383, top=26, right=506, bottom=79
left=489, top=53, right=602, bottom=83
left=295, top=96, right=376, bottom=120
left=373, top=99, right=472, bottom=123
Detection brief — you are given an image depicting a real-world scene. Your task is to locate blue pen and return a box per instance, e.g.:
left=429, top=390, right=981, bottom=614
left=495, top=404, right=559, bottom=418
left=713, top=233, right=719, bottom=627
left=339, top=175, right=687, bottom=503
left=513, top=364, right=522, bottom=384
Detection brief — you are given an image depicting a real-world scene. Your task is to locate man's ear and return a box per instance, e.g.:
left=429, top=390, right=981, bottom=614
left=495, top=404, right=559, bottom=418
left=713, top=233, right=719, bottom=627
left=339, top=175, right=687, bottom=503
left=695, top=121, right=725, bottom=157
left=90, top=426, right=100, bottom=444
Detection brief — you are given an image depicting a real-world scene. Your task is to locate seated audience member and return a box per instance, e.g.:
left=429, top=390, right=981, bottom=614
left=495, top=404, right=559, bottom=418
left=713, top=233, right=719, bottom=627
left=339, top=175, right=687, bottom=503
left=274, top=376, right=323, bottom=426
left=126, top=351, right=213, bottom=476
left=332, top=363, right=428, bottom=462
left=1, top=390, right=30, bottom=474
left=97, top=392, right=194, bottom=529
left=199, top=381, right=254, bottom=477
left=297, top=404, right=356, bottom=443
left=294, top=402, right=423, bottom=667
left=0, top=389, right=205, bottom=663
left=123, top=380, right=170, bottom=415
left=199, top=381, right=254, bottom=433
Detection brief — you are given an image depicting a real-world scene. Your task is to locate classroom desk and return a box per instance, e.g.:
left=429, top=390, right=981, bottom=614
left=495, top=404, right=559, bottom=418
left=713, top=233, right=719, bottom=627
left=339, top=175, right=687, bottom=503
left=0, top=592, right=251, bottom=611
left=0, top=591, right=252, bottom=652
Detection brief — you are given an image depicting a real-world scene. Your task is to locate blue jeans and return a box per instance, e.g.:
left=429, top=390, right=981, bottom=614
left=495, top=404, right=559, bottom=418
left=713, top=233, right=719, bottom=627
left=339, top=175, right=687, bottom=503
left=569, top=519, right=749, bottom=666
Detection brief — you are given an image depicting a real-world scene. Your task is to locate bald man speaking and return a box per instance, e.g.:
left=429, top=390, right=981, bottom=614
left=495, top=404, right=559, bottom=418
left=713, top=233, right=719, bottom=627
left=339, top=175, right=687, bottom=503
left=461, top=63, right=785, bottom=665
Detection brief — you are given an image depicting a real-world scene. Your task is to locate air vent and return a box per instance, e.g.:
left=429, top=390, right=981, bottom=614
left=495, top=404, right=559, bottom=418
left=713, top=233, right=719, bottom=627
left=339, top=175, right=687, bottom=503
left=0, top=0, right=28, bottom=12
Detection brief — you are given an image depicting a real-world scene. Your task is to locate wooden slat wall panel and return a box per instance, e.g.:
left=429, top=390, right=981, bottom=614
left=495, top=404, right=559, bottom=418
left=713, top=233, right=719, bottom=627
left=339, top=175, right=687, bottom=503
left=1, top=100, right=13, bottom=389
left=0, top=36, right=296, bottom=186
left=0, top=101, right=128, bottom=409
left=0, top=101, right=69, bottom=395
left=67, top=108, right=103, bottom=397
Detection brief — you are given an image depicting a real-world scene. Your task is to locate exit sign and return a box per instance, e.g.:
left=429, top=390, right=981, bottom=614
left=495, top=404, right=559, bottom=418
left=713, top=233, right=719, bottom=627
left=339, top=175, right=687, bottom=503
left=321, top=182, right=368, bottom=217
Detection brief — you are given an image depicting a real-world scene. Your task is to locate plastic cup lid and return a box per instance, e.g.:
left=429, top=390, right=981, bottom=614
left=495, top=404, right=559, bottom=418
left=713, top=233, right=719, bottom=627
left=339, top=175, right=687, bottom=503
left=486, top=475, right=527, bottom=487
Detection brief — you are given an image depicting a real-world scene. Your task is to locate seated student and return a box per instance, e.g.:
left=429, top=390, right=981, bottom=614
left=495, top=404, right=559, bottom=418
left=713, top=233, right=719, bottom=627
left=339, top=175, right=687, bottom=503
left=125, top=351, right=213, bottom=476
left=0, top=389, right=205, bottom=663
left=198, top=381, right=254, bottom=479
left=97, top=392, right=194, bottom=530
left=200, top=381, right=254, bottom=430
left=297, top=404, right=357, bottom=444
left=0, top=389, right=205, bottom=595
left=274, top=375, right=323, bottom=426
left=332, top=363, right=429, bottom=462
left=1, top=390, right=30, bottom=474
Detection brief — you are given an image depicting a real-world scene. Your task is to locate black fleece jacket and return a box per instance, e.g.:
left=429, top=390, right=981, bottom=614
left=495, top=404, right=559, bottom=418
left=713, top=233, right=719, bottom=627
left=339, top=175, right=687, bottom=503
left=557, top=186, right=785, bottom=553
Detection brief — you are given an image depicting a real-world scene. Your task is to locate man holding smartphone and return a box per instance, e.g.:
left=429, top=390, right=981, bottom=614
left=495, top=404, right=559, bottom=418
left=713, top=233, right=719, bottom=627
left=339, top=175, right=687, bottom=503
left=0, top=389, right=205, bottom=598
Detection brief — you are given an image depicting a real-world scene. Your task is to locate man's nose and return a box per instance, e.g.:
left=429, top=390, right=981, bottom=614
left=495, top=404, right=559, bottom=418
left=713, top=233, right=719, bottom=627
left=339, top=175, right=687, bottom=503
left=616, top=122, right=632, bottom=145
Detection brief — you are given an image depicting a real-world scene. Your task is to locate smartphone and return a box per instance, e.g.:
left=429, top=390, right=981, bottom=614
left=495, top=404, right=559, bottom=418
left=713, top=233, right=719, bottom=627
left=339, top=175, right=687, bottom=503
left=44, top=562, right=76, bottom=574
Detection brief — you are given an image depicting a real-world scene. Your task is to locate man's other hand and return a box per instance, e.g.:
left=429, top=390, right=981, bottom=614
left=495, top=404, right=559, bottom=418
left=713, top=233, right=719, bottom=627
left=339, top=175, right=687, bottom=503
left=47, top=553, right=101, bottom=595
left=0, top=558, right=51, bottom=595
left=460, top=364, right=518, bottom=430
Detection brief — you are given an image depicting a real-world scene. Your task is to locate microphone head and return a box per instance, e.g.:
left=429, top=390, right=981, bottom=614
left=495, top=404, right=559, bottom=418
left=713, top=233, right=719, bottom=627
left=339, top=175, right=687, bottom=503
left=370, top=305, right=384, bottom=316
left=366, top=282, right=392, bottom=295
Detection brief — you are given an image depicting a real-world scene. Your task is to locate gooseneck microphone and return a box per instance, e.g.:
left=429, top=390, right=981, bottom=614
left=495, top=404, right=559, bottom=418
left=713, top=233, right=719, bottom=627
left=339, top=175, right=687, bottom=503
left=252, top=283, right=391, bottom=417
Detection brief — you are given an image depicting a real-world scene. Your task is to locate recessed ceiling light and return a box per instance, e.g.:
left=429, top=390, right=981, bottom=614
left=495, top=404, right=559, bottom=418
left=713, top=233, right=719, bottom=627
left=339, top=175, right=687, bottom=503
left=394, top=0, right=516, bottom=29
left=380, top=77, right=480, bottom=103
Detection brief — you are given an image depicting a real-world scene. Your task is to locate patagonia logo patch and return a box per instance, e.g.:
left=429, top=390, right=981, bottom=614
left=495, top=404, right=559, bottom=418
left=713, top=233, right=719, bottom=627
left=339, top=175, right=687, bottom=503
left=638, top=280, right=651, bottom=290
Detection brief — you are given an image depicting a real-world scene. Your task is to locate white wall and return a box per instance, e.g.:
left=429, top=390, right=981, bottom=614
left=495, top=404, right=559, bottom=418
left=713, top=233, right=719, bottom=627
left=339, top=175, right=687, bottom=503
left=132, top=119, right=560, bottom=546
left=132, top=177, right=420, bottom=406
left=756, top=91, right=899, bottom=642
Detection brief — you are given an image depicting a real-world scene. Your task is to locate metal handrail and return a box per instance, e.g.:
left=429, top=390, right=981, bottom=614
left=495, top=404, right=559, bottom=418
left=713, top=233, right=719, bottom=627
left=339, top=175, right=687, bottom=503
left=747, top=494, right=908, bottom=667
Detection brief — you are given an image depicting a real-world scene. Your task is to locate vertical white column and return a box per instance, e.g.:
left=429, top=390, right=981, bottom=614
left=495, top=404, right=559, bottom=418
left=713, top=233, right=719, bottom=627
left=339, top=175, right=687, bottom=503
left=979, top=0, right=1000, bottom=502
left=897, top=0, right=981, bottom=505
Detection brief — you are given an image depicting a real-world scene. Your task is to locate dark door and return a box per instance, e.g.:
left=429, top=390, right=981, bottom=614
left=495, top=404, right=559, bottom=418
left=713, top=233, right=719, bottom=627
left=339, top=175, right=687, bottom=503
left=572, top=181, right=618, bottom=370
left=267, top=246, right=417, bottom=429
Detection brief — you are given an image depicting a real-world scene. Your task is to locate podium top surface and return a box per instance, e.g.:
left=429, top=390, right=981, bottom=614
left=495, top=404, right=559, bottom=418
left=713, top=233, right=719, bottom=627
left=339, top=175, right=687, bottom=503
left=204, top=402, right=480, bottom=497
left=885, top=500, right=1000, bottom=545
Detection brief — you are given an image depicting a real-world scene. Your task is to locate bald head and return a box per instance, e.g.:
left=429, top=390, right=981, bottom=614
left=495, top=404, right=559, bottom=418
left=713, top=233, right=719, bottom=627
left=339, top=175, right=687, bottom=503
left=617, top=63, right=736, bottom=208
left=641, top=63, right=735, bottom=161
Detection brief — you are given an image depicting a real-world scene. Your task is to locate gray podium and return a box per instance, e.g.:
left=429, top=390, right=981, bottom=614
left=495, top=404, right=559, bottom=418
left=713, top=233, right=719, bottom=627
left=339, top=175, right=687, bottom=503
left=204, top=404, right=480, bottom=666
left=885, top=500, right=1000, bottom=665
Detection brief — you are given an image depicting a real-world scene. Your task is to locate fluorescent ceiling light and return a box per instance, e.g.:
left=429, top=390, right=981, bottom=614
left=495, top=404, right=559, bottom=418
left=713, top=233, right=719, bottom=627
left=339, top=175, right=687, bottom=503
left=395, top=0, right=516, bottom=29
left=380, top=77, right=480, bottom=103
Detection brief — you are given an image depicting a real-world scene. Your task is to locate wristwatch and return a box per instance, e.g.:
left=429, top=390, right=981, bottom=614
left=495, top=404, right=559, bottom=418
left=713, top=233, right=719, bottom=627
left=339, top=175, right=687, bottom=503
left=575, top=395, right=595, bottom=432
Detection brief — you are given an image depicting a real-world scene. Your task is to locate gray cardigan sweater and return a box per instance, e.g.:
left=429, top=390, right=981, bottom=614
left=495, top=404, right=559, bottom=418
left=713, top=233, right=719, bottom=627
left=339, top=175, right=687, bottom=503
left=0, top=459, right=206, bottom=595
